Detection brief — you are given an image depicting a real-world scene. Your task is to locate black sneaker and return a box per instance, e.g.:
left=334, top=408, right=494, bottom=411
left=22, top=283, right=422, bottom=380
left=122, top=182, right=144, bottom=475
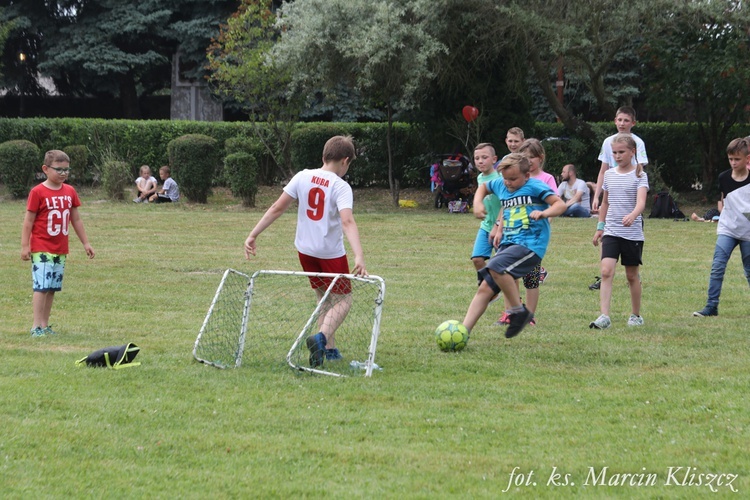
left=325, top=348, right=343, bottom=361
left=505, top=306, right=533, bottom=338
left=306, top=332, right=326, bottom=367
left=692, top=306, right=718, bottom=317
left=588, top=276, right=601, bottom=290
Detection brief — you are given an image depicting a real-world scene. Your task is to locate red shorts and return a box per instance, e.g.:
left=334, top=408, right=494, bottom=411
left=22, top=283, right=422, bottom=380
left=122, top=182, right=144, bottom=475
left=298, top=252, right=352, bottom=294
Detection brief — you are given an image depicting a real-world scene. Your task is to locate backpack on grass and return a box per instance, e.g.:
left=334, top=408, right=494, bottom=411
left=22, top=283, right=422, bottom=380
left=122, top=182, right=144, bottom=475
left=649, top=191, right=686, bottom=219
left=76, top=343, right=141, bottom=369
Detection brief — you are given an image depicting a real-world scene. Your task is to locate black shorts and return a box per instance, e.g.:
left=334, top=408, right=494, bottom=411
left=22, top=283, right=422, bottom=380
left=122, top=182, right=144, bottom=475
left=601, top=235, right=643, bottom=266
left=154, top=194, right=173, bottom=204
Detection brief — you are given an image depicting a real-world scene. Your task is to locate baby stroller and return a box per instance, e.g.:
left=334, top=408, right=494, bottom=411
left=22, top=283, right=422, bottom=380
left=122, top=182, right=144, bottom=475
left=430, top=154, right=477, bottom=211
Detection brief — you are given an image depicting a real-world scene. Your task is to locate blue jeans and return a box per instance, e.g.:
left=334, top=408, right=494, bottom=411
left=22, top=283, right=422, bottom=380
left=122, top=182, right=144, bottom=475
left=705, top=234, right=750, bottom=307
left=563, top=203, right=590, bottom=218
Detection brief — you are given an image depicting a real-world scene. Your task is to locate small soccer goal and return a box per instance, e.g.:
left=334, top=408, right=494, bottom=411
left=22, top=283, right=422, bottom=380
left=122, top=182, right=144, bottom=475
left=193, top=269, right=385, bottom=377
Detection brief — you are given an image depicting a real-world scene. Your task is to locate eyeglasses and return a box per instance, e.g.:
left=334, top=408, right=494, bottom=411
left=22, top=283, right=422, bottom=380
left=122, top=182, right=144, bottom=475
left=48, top=167, right=71, bottom=174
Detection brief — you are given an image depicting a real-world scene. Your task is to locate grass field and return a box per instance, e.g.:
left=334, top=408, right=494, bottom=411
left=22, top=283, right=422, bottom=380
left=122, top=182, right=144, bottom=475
left=1, top=186, right=748, bottom=498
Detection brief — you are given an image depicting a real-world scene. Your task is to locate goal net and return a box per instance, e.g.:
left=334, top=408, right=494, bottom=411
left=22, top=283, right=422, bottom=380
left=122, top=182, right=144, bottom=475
left=193, top=269, right=385, bottom=377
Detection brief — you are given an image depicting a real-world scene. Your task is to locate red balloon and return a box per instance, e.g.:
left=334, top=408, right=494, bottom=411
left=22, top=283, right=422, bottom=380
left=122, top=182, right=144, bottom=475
left=462, top=105, right=479, bottom=123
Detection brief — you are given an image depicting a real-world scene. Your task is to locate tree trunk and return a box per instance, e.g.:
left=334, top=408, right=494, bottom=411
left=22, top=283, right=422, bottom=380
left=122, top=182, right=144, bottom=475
left=119, top=74, right=141, bottom=119
left=386, top=102, right=399, bottom=206
left=527, top=40, right=597, bottom=143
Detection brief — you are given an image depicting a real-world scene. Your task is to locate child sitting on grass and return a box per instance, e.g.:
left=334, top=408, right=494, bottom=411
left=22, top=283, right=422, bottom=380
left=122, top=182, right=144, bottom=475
left=149, top=166, right=180, bottom=203
left=133, top=165, right=157, bottom=203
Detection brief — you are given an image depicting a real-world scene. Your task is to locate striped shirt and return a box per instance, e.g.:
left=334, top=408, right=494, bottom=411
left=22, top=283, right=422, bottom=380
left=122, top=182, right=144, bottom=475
left=603, top=168, right=649, bottom=241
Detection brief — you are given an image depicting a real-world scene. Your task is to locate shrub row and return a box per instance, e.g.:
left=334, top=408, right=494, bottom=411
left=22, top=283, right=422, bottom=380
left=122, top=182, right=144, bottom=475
left=2, top=118, right=747, bottom=197
left=0, top=140, right=40, bottom=199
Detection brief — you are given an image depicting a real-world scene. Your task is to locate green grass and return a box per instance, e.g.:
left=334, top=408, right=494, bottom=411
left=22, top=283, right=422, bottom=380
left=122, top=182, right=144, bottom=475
left=1, top=186, right=748, bottom=498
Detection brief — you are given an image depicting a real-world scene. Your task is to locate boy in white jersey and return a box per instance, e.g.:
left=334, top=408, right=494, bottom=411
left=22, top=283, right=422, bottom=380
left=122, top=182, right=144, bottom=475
left=591, top=134, right=649, bottom=329
left=244, top=136, right=367, bottom=367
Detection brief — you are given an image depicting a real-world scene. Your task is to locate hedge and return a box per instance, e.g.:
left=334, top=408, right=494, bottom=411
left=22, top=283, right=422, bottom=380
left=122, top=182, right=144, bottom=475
left=0, top=140, right=41, bottom=199
left=533, top=122, right=750, bottom=191
left=1, top=117, right=747, bottom=193
left=167, top=134, right=220, bottom=203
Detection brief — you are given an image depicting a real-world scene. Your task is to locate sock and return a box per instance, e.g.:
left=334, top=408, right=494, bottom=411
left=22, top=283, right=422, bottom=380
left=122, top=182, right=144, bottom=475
left=510, top=305, right=525, bottom=314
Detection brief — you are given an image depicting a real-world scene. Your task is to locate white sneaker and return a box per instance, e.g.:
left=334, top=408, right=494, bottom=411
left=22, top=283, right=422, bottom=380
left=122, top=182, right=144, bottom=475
left=627, top=314, right=644, bottom=326
left=133, top=198, right=141, bottom=203
left=589, top=314, right=611, bottom=329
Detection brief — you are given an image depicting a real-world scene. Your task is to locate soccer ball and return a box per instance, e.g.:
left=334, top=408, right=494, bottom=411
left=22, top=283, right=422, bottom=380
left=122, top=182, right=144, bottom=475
left=435, top=320, right=469, bottom=352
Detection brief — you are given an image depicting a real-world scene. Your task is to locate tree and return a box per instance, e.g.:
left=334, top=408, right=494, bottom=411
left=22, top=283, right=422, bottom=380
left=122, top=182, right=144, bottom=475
left=2, top=0, right=236, bottom=118
left=207, top=0, right=299, bottom=181
left=643, top=1, right=750, bottom=190
left=479, top=0, right=665, bottom=141
left=272, top=0, right=446, bottom=205
left=0, top=9, right=14, bottom=80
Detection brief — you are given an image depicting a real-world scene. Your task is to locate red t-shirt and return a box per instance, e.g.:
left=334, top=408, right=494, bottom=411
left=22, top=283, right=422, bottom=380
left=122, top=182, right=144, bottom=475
left=26, top=183, right=82, bottom=255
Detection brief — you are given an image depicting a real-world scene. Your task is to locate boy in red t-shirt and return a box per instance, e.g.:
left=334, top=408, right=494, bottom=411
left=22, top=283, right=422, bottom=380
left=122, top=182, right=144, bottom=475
left=21, top=150, right=95, bottom=337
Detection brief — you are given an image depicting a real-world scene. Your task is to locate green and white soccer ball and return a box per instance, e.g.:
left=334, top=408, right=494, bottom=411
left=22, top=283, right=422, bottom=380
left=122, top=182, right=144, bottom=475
left=435, top=320, right=469, bottom=352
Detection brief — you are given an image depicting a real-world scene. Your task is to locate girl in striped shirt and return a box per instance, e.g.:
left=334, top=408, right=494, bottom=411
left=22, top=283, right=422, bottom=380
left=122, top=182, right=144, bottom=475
left=590, top=134, right=649, bottom=329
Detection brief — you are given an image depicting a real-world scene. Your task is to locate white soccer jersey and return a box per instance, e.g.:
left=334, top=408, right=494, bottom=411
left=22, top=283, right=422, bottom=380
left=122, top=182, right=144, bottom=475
left=603, top=169, right=649, bottom=241
left=284, top=168, right=353, bottom=259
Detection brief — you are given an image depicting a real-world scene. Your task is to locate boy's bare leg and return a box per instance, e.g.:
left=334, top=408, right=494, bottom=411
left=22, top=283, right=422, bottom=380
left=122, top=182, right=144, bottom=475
left=33, top=291, right=55, bottom=328
left=314, top=288, right=352, bottom=348
left=625, top=265, right=642, bottom=316
left=598, top=258, right=617, bottom=316
left=463, top=271, right=519, bottom=331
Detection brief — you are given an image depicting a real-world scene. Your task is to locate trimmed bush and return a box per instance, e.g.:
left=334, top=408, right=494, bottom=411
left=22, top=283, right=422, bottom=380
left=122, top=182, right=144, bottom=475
left=224, top=152, right=259, bottom=207
left=168, top=134, right=219, bottom=203
left=64, top=145, right=91, bottom=185
left=225, top=135, right=273, bottom=186
left=0, top=140, right=41, bottom=199
left=101, top=160, right=132, bottom=201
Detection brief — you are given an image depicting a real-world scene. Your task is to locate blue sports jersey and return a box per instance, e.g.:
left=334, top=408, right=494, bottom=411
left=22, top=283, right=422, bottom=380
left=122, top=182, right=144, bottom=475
left=485, top=177, right=554, bottom=258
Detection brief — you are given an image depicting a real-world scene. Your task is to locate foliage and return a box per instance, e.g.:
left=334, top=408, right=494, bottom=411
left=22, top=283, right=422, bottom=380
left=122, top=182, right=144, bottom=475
left=290, top=122, right=430, bottom=188
left=642, top=1, right=750, bottom=190
left=225, top=134, right=277, bottom=185
left=2, top=0, right=236, bottom=118
left=414, top=0, right=535, bottom=149
left=0, top=8, right=14, bottom=81
left=3, top=117, right=746, bottom=194
left=207, top=0, right=299, bottom=181
left=100, top=159, right=132, bottom=201
left=468, top=0, right=654, bottom=141
left=0, top=139, right=40, bottom=198
left=224, top=152, right=258, bottom=207
left=2, top=194, right=750, bottom=496
left=63, top=144, right=90, bottom=186
left=167, top=134, right=219, bottom=203
left=272, top=0, right=446, bottom=205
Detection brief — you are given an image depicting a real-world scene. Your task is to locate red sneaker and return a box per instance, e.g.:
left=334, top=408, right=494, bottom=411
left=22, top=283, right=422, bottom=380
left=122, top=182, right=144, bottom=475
left=493, top=312, right=511, bottom=326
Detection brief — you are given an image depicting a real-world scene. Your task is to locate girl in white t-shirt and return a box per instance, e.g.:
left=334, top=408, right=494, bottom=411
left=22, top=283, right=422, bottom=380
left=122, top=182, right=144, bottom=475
left=133, top=165, right=157, bottom=203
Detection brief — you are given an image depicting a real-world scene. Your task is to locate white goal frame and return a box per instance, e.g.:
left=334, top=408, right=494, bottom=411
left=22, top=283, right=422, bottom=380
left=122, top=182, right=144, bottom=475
left=193, top=269, right=386, bottom=377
